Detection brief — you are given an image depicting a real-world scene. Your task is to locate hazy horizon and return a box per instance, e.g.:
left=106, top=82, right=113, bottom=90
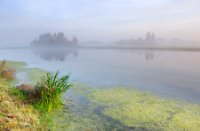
left=0, top=0, right=200, bottom=47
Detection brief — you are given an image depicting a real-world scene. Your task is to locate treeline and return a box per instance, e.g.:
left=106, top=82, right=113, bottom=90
left=31, top=32, right=78, bottom=47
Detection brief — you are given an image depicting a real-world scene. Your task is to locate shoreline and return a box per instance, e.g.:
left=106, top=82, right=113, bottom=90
left=1, top=60, right=200, bottom=130
left=1, top=45, right=200, bottom=52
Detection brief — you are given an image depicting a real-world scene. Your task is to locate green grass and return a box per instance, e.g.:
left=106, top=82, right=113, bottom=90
left=34, top=72, right=72, bottom=112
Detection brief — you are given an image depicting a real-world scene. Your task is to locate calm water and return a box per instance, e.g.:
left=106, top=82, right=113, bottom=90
left=1, top=47, right=200, bottom=103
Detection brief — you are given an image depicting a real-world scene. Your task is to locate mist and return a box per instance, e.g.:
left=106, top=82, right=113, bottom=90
left=1, top=1, right=200, bottom=130
left=0, top=0, right=200, bottom=47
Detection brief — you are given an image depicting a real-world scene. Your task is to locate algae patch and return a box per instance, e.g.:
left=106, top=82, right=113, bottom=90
left=66, top=84, right=200, bottom=131
left=5, top=60, right=47, bottom=85
left=5, top=60, right=27, bottom=70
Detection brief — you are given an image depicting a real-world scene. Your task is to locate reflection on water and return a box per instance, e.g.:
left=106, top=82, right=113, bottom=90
left=0, top=48, right=200, bottom=103
left=31, top=47, right=79, bottom=61
left=31, top=47, right=154, bottom=62
left=145, top=52, right=154, bottom=61
left=117, top=49, right=154, bottom=61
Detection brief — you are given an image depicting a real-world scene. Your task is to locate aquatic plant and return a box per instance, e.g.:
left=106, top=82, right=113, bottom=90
left=34, top=72, right=72, bottom=112
left=26, top=68, right=47, bottom=84
left=86, top=87, right=200, bottom=131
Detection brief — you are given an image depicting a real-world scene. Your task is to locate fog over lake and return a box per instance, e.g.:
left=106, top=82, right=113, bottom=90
left=1, top=0, right=200, bottom=130
left=1, top=47, right=200, bottom=103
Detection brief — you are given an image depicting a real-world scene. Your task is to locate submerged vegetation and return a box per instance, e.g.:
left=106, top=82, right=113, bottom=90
left=89, top=87, right=200, bottom=130
left=60, top=84, right=200, bottom=131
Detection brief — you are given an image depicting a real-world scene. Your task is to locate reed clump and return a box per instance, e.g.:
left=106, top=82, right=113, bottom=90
left=34, top=72, right=72, bottom=112
left=18, top=72, right=72, bottom=112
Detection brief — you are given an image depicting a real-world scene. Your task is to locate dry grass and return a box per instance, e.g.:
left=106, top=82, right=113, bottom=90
left=0, top=60, right=16, bottom=80
left=1, top=69, right=16, bottom=79
left=0, top=60, right=41, bottom=130
left=0, top=60, right=6, bottom=71
left=0, top=79, right=41, bottom=130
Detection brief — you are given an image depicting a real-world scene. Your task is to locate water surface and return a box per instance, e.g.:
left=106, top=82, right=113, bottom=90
left=1, top=47, right=200, bottom=103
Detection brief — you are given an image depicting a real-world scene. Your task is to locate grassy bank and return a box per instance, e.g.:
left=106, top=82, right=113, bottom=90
left=0, top=61, right=41, bottom=130
left=0, top=79, right=41, bottom=130
left=0, top=60, right=72, bottom=130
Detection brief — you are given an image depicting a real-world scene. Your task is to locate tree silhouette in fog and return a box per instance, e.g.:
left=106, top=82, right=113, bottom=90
left=146, top=31, right=155, bottom=41
left=31, top=32, right=78, bottom=47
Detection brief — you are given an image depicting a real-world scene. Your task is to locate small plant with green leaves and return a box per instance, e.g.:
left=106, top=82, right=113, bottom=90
left=34, top=72, right=72, bottom=112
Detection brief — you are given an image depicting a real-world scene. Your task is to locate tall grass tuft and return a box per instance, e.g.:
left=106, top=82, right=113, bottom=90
left=34, top=72, right=72, bottom=112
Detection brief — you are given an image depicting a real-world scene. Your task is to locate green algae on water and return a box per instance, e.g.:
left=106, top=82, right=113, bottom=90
left=66, top=84, right=200, bottom=131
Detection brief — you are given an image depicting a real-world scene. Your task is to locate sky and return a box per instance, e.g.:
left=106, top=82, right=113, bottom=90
left=0, top=0, right=200, bottom=46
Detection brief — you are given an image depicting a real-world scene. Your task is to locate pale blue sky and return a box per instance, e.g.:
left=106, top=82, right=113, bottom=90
left=0, top=0, right=200, bottom=45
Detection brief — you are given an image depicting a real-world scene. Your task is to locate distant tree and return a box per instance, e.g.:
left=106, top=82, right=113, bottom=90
left=137, top=37, right=143, bottom=41
left=56, top=32, right=65, bottom=43
left=72, top=36, right=78, bottom=44
left=31, top=32, right=78, bottom=47
left=57, top=32, right=64, bottom=39
left=151, top=33, right=155, bottom=40
left=146, top=32, right=151, bottom=40
left=146, top=31, right=155, bottom=41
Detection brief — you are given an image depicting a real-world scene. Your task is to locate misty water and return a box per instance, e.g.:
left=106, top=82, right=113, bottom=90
left=1, top=47, right=200, bottom=103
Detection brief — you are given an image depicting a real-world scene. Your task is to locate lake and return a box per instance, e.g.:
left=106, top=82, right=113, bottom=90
left=1, top=47, right=200, bottom=103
